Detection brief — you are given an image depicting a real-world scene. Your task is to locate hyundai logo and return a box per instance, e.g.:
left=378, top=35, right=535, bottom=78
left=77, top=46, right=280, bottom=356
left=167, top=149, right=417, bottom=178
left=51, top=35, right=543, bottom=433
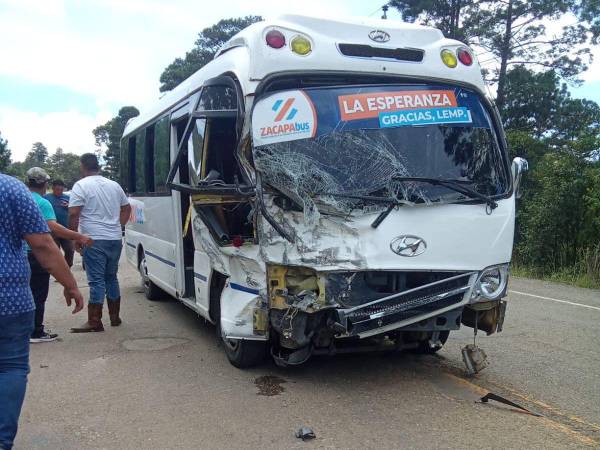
left=369, top=30, right=391, bottom=43
left=390, top=235, right=427, bottom=257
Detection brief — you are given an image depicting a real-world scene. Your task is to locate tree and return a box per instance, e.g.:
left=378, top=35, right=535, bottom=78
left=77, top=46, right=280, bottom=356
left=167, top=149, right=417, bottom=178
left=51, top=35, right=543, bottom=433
left=389, top=0, right=595, bottom=110
left=93, top=106, right=139, bottom=181
left=159, top=16, right=262, bottom=92
left=47, top=148, right=81, bottom=188
left=0, top=131, right=11, bottom=172
left=24, top=142, right=49, bottom=168
left=503, top=66, right=600, bottom=159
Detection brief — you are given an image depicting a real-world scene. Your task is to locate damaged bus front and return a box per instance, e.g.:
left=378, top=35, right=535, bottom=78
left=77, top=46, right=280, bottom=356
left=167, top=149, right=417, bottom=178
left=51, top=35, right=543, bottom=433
left=245, top=80, right=526, bottom=366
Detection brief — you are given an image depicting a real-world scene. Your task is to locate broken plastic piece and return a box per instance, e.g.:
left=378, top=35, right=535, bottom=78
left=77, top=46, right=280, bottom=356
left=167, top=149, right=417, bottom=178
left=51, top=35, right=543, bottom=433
left=479, top=392, right=542, bottom=417
left=295, top=426, right=316, bottom=441
left=461, top=344, right=488, bottom=375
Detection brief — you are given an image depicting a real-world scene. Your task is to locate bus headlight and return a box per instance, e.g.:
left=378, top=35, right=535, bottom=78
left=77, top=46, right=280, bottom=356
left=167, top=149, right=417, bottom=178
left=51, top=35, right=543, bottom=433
left=471, top=264, right=509, bottom=302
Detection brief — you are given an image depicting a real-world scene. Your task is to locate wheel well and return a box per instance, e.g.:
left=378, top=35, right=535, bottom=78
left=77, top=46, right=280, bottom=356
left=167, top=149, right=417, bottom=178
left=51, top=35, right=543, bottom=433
left=209, top=271, right=227, bottom=323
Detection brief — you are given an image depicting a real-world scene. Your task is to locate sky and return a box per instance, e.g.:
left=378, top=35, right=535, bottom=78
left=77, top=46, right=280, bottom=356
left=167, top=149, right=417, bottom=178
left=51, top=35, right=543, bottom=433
left=0, top=0, right=598, bottom=162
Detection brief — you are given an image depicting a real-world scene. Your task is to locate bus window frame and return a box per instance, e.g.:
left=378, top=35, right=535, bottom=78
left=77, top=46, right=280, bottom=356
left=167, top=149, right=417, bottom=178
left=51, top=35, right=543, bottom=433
left=166, top=75, right=249, bottom=195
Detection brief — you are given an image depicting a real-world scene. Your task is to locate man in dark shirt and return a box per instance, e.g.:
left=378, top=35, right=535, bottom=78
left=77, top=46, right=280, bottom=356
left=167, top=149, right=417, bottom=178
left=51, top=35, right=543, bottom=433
left=44, top=179, right=75, bottom=267
left=0, top=173, right=84, bottom=450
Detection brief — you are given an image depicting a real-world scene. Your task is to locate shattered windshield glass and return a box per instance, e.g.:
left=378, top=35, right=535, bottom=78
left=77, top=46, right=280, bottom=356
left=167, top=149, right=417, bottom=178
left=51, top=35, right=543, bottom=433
left=251, top=84, right=508, bottom=223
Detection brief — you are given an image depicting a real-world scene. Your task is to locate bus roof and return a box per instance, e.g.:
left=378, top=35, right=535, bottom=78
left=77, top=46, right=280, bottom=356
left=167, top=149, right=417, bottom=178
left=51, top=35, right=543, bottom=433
left=124, top=14, right=487, bottom=137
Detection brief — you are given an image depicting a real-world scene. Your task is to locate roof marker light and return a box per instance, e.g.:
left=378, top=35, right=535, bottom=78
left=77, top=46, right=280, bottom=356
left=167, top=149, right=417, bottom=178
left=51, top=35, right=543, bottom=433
left=457, top=47, right=473, bottom=66
left=441, top=49, right=457, bottom=68
left=291, top=36, right=311, bottom=55
left=266, top=29, right=285, bottom=49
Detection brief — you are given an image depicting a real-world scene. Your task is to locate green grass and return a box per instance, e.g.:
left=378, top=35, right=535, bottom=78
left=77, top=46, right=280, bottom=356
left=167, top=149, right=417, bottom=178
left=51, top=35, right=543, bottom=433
left=510, top=263, right=600, bottom=290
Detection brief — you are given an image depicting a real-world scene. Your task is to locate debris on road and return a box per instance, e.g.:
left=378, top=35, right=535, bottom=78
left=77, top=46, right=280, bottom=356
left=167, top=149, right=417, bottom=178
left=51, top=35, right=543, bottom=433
left=254, top=375, right=286, bottom=396
left=461, top=344, right=488, bottom=375
left=295, top=426, right=316, bottom=441
left=478, top=392, right=542, bottom=417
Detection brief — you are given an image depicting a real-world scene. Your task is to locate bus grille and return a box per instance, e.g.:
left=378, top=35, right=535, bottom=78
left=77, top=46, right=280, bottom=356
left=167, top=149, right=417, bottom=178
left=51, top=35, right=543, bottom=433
left=338, top=272, right=474, bottom=336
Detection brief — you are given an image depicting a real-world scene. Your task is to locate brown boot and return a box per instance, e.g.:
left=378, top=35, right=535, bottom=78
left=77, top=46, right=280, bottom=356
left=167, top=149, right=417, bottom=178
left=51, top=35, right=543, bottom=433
left=107, top=297, right=122, bottom=326
left=71, top=303, right=104, bottom=333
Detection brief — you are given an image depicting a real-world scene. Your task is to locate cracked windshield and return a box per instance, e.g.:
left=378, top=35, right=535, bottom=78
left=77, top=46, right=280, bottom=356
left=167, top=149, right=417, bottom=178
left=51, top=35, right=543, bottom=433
left=252, top=85, right=509, bottom=219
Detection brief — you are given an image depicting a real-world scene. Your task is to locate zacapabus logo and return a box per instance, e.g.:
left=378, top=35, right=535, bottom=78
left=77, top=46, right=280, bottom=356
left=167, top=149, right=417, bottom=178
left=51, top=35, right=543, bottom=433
left=272, top=98, right=298, bottom=121
left=252, top=90, right=317, bottom=145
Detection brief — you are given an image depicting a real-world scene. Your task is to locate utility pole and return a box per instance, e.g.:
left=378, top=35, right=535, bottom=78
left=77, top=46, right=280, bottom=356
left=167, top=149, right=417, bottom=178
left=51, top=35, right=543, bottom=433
left=381, top=4, right=388, bottom=19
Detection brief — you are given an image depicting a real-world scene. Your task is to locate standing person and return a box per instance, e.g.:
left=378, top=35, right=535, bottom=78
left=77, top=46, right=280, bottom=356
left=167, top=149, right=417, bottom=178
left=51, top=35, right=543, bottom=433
left=0, top=173, right=84, bottom=450
left=69, top=154, right=131, bottom=332
left=44, top=179, right=75, bottom=267
left=24, top=168, right=92, bottom=343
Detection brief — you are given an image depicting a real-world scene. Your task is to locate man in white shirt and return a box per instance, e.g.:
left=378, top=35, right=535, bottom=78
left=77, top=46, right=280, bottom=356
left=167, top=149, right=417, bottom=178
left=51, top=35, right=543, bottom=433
left=68, top=153, right=131, bottom=332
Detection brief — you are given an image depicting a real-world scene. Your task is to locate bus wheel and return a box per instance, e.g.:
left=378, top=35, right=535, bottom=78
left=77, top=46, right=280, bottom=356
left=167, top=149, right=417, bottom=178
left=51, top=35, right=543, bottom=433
left=221, top=336, right=267, bottom=369
left=411, top=330, right=450, bottom=354
left=139, top=252, right=163, bottom=301
left=211, top=285, right=266, bottom=368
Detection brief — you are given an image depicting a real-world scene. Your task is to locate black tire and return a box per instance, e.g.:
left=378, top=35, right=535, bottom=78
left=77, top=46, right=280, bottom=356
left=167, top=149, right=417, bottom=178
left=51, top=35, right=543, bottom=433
left=412, top=330, right=450, bottom=354
left=211, top=279, right=267, bottom=368
left=139, top=252, right=164, bottom=301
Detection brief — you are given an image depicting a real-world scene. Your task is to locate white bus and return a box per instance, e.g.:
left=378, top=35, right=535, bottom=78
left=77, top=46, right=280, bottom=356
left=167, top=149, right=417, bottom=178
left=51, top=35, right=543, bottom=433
left=122, top=15, right=527, bottom=368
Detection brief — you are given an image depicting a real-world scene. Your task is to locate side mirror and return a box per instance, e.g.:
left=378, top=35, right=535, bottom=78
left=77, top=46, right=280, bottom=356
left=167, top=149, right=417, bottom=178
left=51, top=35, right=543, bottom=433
left=511, top=157, right=529, bottom=199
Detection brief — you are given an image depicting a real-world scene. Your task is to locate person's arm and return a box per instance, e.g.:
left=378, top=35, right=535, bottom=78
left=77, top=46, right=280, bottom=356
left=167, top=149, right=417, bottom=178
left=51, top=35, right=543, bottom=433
left=23, top=232, right=84, bottom=313
left=47, top=220, right=92, bottom=246
left=68, top=205, right=81, bottom=232
left=120, top=203, right=132, bottom=226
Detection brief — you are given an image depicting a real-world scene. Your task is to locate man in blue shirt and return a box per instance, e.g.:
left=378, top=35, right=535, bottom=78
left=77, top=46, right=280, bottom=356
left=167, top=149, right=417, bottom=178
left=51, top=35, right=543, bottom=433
left=0, top=173, right=84, bottom=450
left=45, top=179, right=74, bottom=267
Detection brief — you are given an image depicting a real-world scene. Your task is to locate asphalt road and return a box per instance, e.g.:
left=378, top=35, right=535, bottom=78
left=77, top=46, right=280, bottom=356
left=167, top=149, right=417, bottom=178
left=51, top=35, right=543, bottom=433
left=15, top=257, right=600, bottom=449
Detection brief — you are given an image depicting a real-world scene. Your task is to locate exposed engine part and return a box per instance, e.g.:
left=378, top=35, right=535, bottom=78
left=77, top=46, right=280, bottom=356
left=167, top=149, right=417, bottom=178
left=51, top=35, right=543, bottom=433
left=272, top=345, right=313, bottom=366
left=462, top=300, right=505, bottom=335
left=462, top=344, right=488, bottom=375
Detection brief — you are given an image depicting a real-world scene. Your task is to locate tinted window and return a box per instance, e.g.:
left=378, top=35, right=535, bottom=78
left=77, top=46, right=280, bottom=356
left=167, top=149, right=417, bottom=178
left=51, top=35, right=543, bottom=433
left=197, top=85, right=237, bottom=111
left=154, top=116, right=170, bottom=193
left=135, top=132, right=145, bottom=193
left=120, top=138, right=130, bottom=191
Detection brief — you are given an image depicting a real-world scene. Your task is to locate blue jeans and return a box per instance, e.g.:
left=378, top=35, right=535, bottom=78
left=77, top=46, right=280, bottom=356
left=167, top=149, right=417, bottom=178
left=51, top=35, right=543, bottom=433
left=83, top=240, right=123, bottom=304
left=0, top=310, right=34, bottom=450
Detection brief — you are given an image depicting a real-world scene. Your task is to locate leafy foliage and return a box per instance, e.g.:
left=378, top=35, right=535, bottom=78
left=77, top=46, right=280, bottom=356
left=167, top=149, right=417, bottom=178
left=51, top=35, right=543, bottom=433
left=24, top=142, right=49, bottom=168
left=93, top=106, right=139, bottom=181
left=0, top=131, right=11, bottom=172
left=159, top=16, right=262, bottom=92
left=47, top=148, right=81, bottom=188
left=503, top=66, right=600, bottom=284
left=389, top=0, right=595, bottom=109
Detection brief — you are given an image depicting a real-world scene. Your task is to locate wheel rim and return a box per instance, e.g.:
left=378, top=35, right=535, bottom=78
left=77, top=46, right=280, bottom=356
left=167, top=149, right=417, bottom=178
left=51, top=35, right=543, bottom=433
left=220, top=320, right=240, bottom=352
left=223, top=337, right=240, bottom=351
left=140, top=257, right=150, bottom=290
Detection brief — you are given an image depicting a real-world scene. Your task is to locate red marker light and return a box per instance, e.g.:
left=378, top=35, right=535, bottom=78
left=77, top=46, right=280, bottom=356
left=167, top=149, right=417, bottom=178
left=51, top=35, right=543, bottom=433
left=266, top=30, right=285, bottom=49
left=457, top=47, right=473, bottom=66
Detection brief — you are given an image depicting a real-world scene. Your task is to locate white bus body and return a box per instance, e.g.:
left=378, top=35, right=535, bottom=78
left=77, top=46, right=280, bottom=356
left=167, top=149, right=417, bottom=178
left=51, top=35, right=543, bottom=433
left=122, top=15, right=526, bottom=367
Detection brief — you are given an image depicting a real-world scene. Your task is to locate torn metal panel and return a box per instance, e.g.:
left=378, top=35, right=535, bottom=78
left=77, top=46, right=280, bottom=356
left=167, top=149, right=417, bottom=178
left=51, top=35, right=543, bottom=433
left=193, top=215, right=230, bottom=276
left=220, top=282, right=268, bottom=340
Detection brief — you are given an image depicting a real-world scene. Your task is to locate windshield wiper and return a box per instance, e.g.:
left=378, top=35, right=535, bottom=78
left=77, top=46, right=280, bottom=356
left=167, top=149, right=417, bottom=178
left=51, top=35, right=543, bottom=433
left=312, top=191, right=403, bottom=228
left=390, top=177, right=498, bottom=212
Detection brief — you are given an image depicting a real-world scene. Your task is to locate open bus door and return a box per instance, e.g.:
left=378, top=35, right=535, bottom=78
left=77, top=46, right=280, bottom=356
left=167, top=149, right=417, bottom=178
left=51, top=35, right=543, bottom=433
left=166, top=75, right=255, bottom=319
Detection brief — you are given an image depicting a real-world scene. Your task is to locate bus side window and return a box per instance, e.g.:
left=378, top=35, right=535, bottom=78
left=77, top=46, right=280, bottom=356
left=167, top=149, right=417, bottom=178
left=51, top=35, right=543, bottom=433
left=135, top=131, right=145, bottom=193
left=153, top=116, right=170, bottom=193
